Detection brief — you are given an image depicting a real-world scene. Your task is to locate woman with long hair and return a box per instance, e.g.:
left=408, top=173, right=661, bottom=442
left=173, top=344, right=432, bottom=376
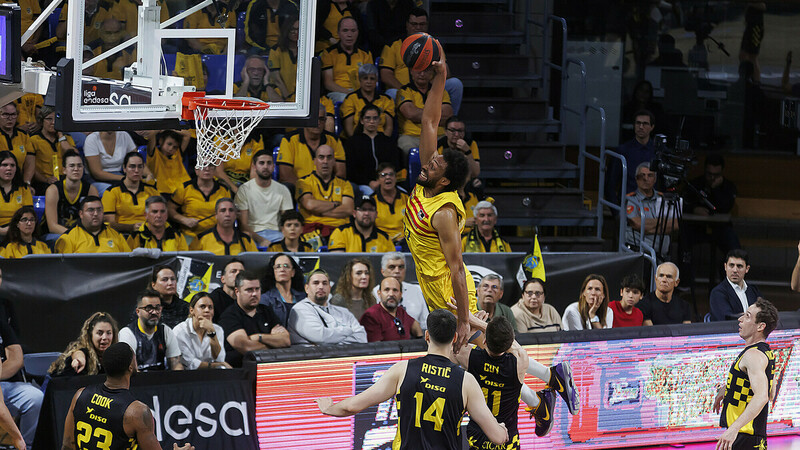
left=49, top=312, right=119, bottom=376
left=561, top=274, right=613, bottom=331
left=173, top=292, right=231, bottom=370
left=260, top=253, right=305, bottom=325
left=331, top=257, right=376, bottom=320
left=0, top=150, right=32, bottom=237
left=0, top=206, right=50, bottom=257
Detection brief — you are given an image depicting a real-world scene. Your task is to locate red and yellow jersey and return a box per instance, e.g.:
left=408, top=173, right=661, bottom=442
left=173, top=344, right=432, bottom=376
left=403, top=185, right=465, bottom=277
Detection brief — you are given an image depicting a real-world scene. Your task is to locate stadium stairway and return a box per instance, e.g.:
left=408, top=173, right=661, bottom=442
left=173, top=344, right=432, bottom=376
left=429, top=0, right=605, bottom=252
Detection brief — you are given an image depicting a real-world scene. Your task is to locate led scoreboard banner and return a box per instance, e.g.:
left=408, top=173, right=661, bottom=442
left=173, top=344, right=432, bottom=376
left=255, top=327, right=800, bottom=449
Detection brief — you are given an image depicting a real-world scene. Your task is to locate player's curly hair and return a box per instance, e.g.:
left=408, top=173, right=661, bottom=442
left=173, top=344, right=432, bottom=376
left=49, top=312, right=119, bottom=376
left=441, top=148, right=469, bottom=192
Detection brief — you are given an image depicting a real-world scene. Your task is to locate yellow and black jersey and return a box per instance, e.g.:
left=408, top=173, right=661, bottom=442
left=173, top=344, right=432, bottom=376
left=466, top=348, right=522, bottom=450
left=15, top=93, right=42, bottom=127
left=328, top=223, right=395, bottom=253
left=373, top=190, right=408, bottom=242
left=397, top=84, right=451, bottom=137
left=58, top=0, right=123, bottom=44
left=89, top=43, right=136, bottom=81
left=266, top=239, right=313, bottom=253
left=379, top=39, right=408, bottom=86
left=183, top=8, right=237, bottom=54
left=436, top=136, right=480, bottom=162
left=0, top=128, right=34, bottom=171
left=462, top=228, right=512, bottom=253
left=31, top=133, right=76, bottom=180
left=189, top=226, right=258, bottom=255
left=268, top=46, right=298, bottom=101
left=114, top=0, right=169, bottom=36
left=101, top=180, right=159, bottom=225
left=147, top=147, right=189, bottom=196
left=72, top=383, right=138, bottom=450
left=460, top=191, right=479, bottom=233
left=296, top=172, right=353, bottom=228
left=47, top=180, right=91, bottom=231
left=55, top=223, right=131, bottom=254
left=0, top=185, right=32, bottom=226
left=170, top=179, right=231, bottom=238
left=319, top=44, right=373, bottom=91
left=341, top=90, right=395, bottom=134
left=393, top=354, right=465, bottom=450
left=276, top=130, right=345, bottom=180
left=223, top=133, right=265, bottom=184
left=127, top=223, right=188, bottom=251
left=232, top=82, right=277, bottom=102
left=315, top=1, right=352, bottom=53
left=720, top=341, right=774, bottom=436
left=0, top=239, right=51, bottom=258
left=243, top=0, right=294, bottom=50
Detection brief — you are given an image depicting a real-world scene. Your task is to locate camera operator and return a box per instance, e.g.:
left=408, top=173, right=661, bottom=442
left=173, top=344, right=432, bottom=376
left=606, top=109, right=657, bottom=205
left=683, top=154, right=740, bottom=251
left=625, top=162, right=680, bottom=259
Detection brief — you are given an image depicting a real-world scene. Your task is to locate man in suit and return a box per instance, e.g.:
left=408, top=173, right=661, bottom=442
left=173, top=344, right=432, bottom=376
left=709, top=249, right=761, bottom=321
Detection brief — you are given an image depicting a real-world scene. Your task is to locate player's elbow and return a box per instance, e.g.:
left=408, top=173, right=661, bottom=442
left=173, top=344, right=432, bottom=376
left=488, top=424, right=508, bottom=445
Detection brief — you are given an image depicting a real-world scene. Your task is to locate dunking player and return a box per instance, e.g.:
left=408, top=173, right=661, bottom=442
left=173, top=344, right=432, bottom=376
left=402, top=42, right=476, bottom=351
left=452, top=309, right=579, bottom=449
left=62, top=343, right=194, bottom=450
left=712, top=298, right=778, bottom=450
left=316, top=309, right=508, bottom=449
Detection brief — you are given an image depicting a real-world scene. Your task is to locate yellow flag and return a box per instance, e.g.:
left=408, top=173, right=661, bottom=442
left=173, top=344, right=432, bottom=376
left=516, top=234, right=545, bottom=286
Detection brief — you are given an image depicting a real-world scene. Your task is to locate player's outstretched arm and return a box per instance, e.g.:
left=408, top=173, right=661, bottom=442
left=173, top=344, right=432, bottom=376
left=317, top=361, right=407, bottom=417
left=463, top=373, right=508, bottom=445
left=433, top=206, right=470, bottom=352
left=715, top=349, right=770, bottom=450
left=419, top=42, right=447, bottom=166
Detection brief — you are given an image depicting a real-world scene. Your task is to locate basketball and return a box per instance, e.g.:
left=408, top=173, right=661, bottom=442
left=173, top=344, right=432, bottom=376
left=401, top=33, right=440, bottom=72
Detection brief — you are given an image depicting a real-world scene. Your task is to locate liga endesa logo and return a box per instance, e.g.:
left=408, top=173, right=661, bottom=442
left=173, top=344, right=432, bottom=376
left=149, top=395, right=252, bottom=441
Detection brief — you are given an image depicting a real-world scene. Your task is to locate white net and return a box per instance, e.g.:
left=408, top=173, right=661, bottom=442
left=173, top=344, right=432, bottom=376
left=192, top=99, right=269, bottom=169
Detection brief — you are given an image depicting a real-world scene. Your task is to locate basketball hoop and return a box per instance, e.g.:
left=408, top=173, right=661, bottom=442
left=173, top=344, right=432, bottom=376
left=183, top=95, right=269, bottom=169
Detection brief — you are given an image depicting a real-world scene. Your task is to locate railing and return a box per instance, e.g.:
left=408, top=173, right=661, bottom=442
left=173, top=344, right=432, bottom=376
left=527, top=0, right=632, bottom=252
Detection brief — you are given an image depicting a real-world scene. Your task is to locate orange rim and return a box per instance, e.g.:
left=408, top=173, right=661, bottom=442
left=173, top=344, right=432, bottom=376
left=189, top=98, right=270, bottom=111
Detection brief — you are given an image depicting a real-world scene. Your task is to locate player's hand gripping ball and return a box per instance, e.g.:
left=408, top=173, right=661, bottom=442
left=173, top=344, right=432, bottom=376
left=401, top=33, right=441, bottom=72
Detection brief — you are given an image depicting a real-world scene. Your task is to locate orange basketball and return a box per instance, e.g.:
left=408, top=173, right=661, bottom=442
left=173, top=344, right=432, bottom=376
left=401, top=33, right=441, bottom=72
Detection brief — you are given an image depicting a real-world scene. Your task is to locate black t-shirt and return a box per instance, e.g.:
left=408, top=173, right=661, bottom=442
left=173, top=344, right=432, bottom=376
left=0, top=317, right=22, bottom=382
left=219, top=303, right=280, bottom=367
left=160, top=296, right=190, bottom=329
left=209, top=287, right=236, bottom=323
left=639, top=292, right=693, bottom=325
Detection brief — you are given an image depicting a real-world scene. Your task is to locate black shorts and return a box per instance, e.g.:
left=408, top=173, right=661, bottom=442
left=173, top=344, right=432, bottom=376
left=732, top=433, right=767, bottom=450
left=740, top=6, right=764, bottom=54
